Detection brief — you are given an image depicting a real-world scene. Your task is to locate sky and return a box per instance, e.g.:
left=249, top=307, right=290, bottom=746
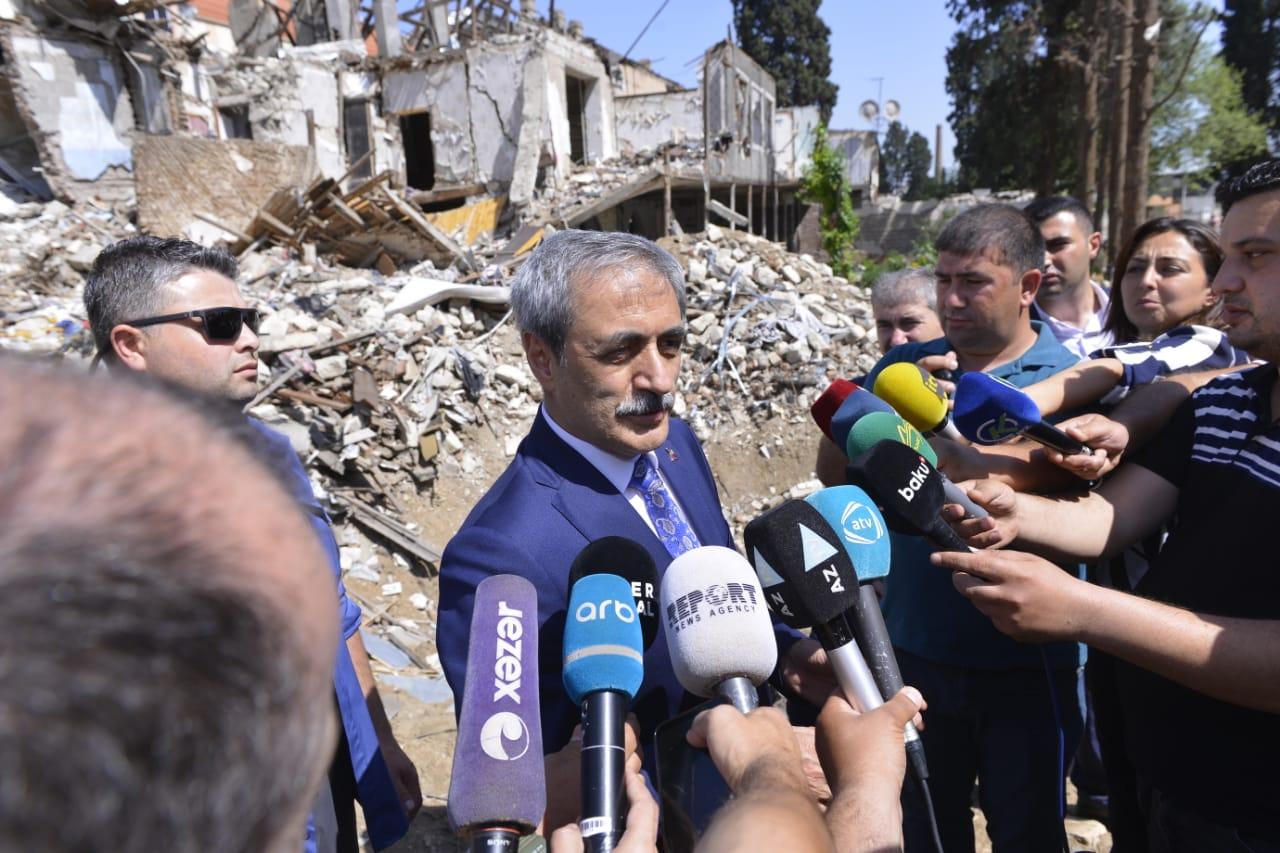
left=540, top=1, right=960, bottom=171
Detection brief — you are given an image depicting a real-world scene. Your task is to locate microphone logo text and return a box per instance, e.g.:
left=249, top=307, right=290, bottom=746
left=574, top=598, right=637, bottom=624
left=493, top=600, right=524, bottom=703
left=896, top=459, right=932, bottom=502
left=839, top=500, right=884, bottom=546
left=976, top=414, right=1022, bottom=443
left=665, top=582, right=759, bottom=633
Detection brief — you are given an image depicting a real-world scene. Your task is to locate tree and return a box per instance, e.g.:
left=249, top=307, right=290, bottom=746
left=732, top=0, right=839, bottom=122
left=1221, top=0, right=1280, bottom=147
left=879, top=121, right=935, bottom=198
left=800, top=126, right=859, bottom=278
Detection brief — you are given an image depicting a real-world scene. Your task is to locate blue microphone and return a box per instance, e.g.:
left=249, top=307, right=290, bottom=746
left=804, top=486, right=929, bottom=786
left=953, top=372, right=1090, bottom=455
left=564, top=573, right=644, bottom=852
left=830, top=386, right=896, bottom=451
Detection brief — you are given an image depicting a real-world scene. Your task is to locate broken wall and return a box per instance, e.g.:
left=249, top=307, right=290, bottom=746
left=4, top=28, right=136, bottom=200
left=383, top=59, right=475, bottom=185
left=774, top=105, right=819, bottom=183
left=829, top=130, right=879, bottom=200
left=703, top=41, right=776, bottom=185
left=614, top=90, right=701, bottom=156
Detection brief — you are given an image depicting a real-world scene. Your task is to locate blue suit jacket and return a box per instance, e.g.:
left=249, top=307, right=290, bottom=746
left=438, top=411, right=799, bottom=753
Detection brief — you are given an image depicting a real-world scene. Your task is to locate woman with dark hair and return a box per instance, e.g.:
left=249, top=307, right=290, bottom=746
left=1026, top=217, right=1253, bottom=416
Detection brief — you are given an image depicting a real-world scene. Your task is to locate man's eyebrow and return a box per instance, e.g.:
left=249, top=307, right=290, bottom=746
left=1232, top=236, right=1279, bottom=250
left=594, top=324, right=687, bottom=351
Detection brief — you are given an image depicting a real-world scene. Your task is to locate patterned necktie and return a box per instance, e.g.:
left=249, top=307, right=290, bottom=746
left=629, top=454, right=701, bottom=558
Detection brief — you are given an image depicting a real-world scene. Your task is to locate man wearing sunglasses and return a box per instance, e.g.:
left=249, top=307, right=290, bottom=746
left=83, top=237, right=419, bottom=853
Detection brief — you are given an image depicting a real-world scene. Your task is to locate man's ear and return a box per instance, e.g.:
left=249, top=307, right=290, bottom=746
left=1088, top=231, right=1102, bottom=261
left=110, top=324, right=149, bottom=373
left=1018, top=267, right=1042, bottom=307
left=522, top=331, right=556, bottom=391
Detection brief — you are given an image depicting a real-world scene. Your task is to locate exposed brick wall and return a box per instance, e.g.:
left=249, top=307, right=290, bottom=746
left=190, top=0, right=231, bottom=24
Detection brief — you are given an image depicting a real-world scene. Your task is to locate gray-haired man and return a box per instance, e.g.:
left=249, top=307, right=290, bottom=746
left=437, top=229, right=832, bottom=821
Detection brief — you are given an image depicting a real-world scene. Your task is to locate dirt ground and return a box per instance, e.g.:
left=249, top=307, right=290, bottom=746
left=354, top=413, right=1111, bottom=852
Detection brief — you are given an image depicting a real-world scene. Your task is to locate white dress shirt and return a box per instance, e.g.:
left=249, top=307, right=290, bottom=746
left=1033, top=280, right=1115, bottom=359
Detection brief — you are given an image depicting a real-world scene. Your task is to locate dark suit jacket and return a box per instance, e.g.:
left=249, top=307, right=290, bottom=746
left=437, top=410, right=799, bottom=753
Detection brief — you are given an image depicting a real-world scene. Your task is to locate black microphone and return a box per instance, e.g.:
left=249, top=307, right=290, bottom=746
left=563, top=573, right=644, bottom=851
left=743, top=501, right=886, bottom=716
left=846, top=440, right=972, bottom=552
left=569, top=536, right=660, bottom=650
left=447, top=575, right=545, bottom=852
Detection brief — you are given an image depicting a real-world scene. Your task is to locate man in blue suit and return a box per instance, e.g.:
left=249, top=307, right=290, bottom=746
left=437, top=230, right=833, bottom=807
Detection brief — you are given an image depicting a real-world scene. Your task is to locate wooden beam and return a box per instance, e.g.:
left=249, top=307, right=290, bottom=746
left=377, top=185, right=466, bottom=261
left=562, top=169, right=664, bottom=227
left=707, top=198, right=748, bottom=227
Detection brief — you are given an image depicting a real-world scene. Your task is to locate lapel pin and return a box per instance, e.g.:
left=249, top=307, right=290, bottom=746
left=666, top=448, right=678, bottom=462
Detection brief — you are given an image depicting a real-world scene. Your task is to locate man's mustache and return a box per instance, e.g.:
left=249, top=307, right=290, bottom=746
left=616, top=391, right=674, bottom=417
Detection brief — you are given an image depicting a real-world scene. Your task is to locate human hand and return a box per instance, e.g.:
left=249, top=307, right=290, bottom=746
left=931, top=438, right=990, bottom=482
left=686, top=704, right=808, bottom=796
left=1046, top=413, right=1128, bottom=480
left=540, top=716, right=641, bottom=836
left=548, top=761, right=659, bottom=853
left=381, top=739, right=423, bottom=819
left=790, top=724, right=833, bottom=805
left=916, top=352, right=958, bottom=401
left=780, top=638, right=838, bottom=707
left=940, top=478, right=1019, bottom=549
left=930, top=548, right=1094, bottom=642
left=815, top=687, right=924, bottom=801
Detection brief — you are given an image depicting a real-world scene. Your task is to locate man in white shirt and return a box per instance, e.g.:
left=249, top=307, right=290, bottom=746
left=1025, top=196, right=1114, bottom=358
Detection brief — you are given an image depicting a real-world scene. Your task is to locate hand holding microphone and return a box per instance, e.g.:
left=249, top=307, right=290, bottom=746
left=953, top=372, right=1093, bottom=455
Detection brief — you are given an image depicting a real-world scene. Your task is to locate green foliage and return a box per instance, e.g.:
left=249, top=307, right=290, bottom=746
left=1221, top=0, right=1280, bottom=147
left=904, top=132, right=934, bottom=200
left=801, top=126, right=860, bottom=278
left=879, top=121, right=936, bottom=199
left=1152, top=1, right=1269, bottom=183
left=732, top=0, right=839, bottom=122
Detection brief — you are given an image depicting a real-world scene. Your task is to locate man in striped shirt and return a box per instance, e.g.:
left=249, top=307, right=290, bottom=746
left=933, top=160, right=1280, bottom=852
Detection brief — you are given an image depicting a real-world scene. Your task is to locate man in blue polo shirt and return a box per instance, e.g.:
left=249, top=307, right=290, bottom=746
left=863, top=204, right=1082, bottom=852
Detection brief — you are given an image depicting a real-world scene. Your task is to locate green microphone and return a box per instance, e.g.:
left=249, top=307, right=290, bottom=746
left=846, top=411, right=988, bottom=520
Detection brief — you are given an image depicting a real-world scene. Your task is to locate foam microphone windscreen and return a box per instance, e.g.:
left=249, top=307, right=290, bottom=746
left=660, top=545, right=778, bottom=698
left=447, top=574, right=545, bottom=835
left=846, top=410, right=938, bottom=467
left=953, top=371, right=1042, bottom=444
left=829, top=386, right=895, bottom=450
left=846, top=440, right=969, bottom=551
left=804, top=486, right=891, bottom=583
left=743, top=500, right=861, bottom=627
left=563, top=573, right=644, bottom=705
left=872, top=362, right=950, bottom=434
left=569, top=537, right=660, bottom=650
left=811, top=379, right=858, bottom=441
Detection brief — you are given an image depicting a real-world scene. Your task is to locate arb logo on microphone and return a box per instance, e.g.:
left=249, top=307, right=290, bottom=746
left=574, top=598, right=637, bottom=624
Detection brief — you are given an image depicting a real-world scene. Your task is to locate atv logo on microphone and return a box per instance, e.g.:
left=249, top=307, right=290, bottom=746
left=896, top=457, right=932, bottom=502
left=665, top=582, right=760, bottom=634
left=976, top=413, right=1022, bottom=443
left=479, top=711, right=531, bottom=761
left=840, top=500, right=884, bottom=545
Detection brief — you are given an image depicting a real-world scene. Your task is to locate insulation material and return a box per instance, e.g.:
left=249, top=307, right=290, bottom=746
left=10, top=34, right=133, bottom=181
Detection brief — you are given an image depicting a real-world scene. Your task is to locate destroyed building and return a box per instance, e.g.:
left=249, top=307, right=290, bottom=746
left=0, top=0, right=878, bottom=255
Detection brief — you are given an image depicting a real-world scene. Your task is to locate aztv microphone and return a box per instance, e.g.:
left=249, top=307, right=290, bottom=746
left=846, top=440, right=971, bottom=552
left=564, top=573, right=644, bottom=852
left=953, top=371, right=1091, bottom=455
left=847, top=410, right=988, bottom=520
left=660, top=545, right=778, bottom=712
left=803, top=486, right=929, bottom=784
left=447, top=575, right=545, bottom=852
left=810, top=378, right=858, bottom=442
left=569, top=537, right=660, bottom=650
left=742, top=501, right=884, bottom=718
left=873, top=362, right=964, bottom=441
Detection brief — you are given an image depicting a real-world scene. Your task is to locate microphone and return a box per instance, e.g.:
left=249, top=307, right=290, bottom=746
left=802, top=486, right=929, bottom=782
left=845, top=440, right=971, bottom=552
left=742, top=501, right=884, bottom=718
left=847, top=410, right=989, bottom=520
left=569, top=537, right=660, bottom=650
left=447, top=574, right=545, bottom=852
left=829, top=385, right=896, bottom=451
left=660, top=545, right=778, bottom=712
left=953, top=371, right=1091, bottom=455
left=872, top=362, right=964, bottom=441
left=563, top=573, right=644, bottom=852
left=810, top=378, right=858, bottom=442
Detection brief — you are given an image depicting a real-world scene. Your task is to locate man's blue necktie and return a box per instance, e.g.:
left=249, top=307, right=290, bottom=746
left=629, top=455, right=701, bottom=558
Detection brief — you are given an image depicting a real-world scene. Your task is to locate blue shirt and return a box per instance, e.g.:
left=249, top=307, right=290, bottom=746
left=247, top=420, right=408, bottom=851
left=864, top=322, right=1082, bottom=669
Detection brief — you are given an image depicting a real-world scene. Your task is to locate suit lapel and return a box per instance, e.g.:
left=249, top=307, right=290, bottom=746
left=656, top=433, right=722, bottom=548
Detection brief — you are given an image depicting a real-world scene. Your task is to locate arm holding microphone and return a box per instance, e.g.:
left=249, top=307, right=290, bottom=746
left=931, top=547, right=1280, bottom=714
left=687, top=705, right=834, bottom=853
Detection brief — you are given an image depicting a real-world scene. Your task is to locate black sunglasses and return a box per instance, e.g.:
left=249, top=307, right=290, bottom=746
left=122, top=307, right=261, bottom=342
